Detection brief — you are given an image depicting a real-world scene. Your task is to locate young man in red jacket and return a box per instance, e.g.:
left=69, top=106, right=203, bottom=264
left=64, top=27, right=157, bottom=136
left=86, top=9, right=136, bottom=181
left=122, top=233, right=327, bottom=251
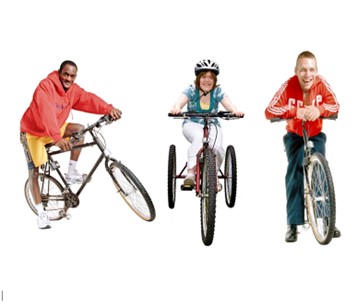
left=265, top=51, right=341, bottom=242
left=20, top=60, right=122, bottom=229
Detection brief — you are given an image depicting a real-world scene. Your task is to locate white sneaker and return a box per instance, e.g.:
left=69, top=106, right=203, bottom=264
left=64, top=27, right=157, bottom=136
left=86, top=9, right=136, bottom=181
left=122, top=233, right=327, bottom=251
left=65, top=170, right=86, bottom=184
left=37, top=212, right=51, bottom=229
left=183, top=173, right=195, bottom=186
left=217, top=182, right=222, bottom=192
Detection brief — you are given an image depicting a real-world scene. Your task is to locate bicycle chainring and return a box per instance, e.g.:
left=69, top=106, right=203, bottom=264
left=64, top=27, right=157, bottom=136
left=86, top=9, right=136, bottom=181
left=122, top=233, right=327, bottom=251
left=65, top=192, right=80, bottom=208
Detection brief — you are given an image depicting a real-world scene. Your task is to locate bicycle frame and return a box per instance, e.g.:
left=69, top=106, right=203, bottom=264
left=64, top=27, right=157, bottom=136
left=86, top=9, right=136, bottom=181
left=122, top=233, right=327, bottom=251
left=194, top=116, right=214, bottom=195
left=270, top=116, right=336, bottom=172
left=301, top=122, right=320, bottom=202
left=169, top=111, right=243, bottom=196
left=271, top=115, right=337, bottom=239
left=168, top=111, right=244, bottom=245
left=42, top=116, right=119, bottom=200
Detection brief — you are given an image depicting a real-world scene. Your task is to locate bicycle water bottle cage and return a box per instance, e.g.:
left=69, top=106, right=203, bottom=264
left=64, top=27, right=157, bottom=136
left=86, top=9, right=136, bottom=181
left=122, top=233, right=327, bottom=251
left=307, top=141, right=314, bottom=148
left=49, top=160, right=60, bottom=170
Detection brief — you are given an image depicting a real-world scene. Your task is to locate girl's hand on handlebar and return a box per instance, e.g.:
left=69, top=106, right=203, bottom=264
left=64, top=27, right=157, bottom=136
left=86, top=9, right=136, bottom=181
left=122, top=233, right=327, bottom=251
left=170, top=106, right=182, bottom=115
left=232, top=110, right=244, bottom=117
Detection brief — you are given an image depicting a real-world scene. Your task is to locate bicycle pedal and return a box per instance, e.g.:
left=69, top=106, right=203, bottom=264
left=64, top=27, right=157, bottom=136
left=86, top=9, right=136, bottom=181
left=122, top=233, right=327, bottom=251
left=59, top=210, right=71, bottom=220
left=181, top=184, right=194, bottom=191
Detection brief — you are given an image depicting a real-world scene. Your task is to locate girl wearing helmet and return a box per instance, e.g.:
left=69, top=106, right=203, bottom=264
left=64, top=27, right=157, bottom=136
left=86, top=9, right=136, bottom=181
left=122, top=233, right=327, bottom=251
left=170, top=59, right=244, bottom=186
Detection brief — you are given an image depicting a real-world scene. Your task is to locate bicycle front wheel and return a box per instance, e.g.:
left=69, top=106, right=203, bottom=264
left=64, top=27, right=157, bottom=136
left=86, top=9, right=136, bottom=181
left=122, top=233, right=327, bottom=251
left=200, top=148, right=217, bottom=246
left=224, top=145, right=237, bottom=208
left=24, top=174, right=66, bottom=221
left=167, top=144, right=177, bottom=209
left=110, top=162, right=156, bottom=221
left=305, top=152, right=336, bottom=245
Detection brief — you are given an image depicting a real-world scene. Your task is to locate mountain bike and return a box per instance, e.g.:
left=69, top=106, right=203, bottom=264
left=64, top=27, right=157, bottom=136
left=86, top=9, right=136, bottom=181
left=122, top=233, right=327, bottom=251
left=168, top=111, right=244, bottom=246
left=24, top=115, right=156, bottom=222
left=271, top=116, right=337, bottom=245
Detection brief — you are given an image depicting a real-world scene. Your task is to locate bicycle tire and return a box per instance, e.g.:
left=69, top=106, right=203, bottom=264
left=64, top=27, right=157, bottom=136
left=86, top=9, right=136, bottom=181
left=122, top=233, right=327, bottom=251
left=167, top=145, right=177, bottom=209
left=224, top=145, right=237, bottom=208
left=305, top=152, right=336, bottom=245
left=200, top=148, right=217, bottom=246
left=24, top=174, right=66, bottom=221
left=109, top=162, right=156, bottom=221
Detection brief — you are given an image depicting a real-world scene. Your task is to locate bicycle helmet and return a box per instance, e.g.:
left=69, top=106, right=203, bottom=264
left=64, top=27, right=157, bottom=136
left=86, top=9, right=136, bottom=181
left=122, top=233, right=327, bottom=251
left=194, top=59, right=220, bottom=76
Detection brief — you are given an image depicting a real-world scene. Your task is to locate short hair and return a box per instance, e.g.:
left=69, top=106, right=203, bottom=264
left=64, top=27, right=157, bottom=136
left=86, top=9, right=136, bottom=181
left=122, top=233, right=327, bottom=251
left=296, top=51, right=317, bottom=67
left=59, top=60, right=78, bottom=72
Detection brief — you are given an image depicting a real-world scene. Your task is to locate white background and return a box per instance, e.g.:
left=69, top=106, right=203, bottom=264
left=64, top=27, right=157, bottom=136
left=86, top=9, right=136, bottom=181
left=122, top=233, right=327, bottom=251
left=1, top=0, right=356, bottom=304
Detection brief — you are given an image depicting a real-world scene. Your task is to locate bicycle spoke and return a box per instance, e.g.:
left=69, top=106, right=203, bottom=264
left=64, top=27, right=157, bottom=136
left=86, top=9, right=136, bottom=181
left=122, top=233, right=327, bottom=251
left=311, top=162, right=330, bottom=236
left=306, top=153, right=336, bottom=245
left=24, top=174, right=66, bottom=221
left=110, top=162, right=155, bottom=221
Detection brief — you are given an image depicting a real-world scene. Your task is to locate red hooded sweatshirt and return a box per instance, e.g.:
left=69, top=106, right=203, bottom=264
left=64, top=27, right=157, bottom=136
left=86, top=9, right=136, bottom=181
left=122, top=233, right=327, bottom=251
left=265, top=75, right=339, bottom=137
left=20, top=71, right=114, bottom=142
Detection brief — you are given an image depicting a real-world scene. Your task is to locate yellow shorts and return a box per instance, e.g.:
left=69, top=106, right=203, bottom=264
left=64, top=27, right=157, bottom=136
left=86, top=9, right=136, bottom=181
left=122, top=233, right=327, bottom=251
left=20, top=124, right=68, bottom=168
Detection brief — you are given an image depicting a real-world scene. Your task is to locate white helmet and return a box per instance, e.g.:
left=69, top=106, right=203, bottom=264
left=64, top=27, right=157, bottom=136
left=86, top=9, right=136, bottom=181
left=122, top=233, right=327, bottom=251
left=194, top=59, right=220, bottom=76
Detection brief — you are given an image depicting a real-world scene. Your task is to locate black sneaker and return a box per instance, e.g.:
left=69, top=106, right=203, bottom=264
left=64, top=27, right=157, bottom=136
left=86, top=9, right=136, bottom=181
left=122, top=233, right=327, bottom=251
left=285, top=224, right=298, bottom=242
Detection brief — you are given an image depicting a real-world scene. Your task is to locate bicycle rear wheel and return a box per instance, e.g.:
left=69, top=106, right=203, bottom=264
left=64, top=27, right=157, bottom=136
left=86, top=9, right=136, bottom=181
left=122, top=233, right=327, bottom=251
left=224, top=145, right=237, bottom=208
left=110, top=162, right=156, bottom=221
left=24, top=174, right=66, bottom=221
left=167, top=144, right=177, bottom=209
left=200, top=148, right=217, bottom=246
left=305, top=152, right=336, bottom=245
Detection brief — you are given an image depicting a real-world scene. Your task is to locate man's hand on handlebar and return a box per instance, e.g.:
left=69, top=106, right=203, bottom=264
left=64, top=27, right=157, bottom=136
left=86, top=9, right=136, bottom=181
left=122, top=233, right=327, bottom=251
left=297, top=106, right=321, bottom=121
left=109, top=108, right=122, bottom=120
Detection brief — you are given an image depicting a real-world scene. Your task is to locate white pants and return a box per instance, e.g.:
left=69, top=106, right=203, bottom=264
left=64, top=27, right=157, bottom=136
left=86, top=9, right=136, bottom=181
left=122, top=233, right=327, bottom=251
left=182, top=122, right=224, bottom=170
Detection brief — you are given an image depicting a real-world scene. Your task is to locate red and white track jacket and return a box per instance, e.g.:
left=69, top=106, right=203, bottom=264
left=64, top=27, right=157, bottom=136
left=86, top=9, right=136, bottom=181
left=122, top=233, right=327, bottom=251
left=265, top=75, right=339, bottom=137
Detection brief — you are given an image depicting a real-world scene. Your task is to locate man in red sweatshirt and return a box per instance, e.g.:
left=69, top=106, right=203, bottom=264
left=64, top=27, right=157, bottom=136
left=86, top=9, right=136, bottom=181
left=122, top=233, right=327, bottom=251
left=20, top=60, right=122, bottom=229
left=265, top=51, right=341, bottom=242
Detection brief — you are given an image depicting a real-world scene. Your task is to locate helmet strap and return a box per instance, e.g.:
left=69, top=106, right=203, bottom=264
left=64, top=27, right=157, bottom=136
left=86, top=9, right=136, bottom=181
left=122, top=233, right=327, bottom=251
left=199, top=84, right=220, bottom=97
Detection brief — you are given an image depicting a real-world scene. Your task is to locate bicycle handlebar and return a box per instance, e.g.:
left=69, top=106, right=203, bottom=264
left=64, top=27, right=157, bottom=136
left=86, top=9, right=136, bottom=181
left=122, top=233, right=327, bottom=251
left=44, top=115, right=115, bottom=151
left=168, top=111, right=244, bottom=120
left=270, top=114, right=338, bottom=123
left=73, top=114, right=114, bottom=137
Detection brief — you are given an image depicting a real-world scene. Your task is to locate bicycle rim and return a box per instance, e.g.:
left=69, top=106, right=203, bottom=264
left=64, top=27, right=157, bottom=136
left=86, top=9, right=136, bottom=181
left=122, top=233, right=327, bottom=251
left=167, top=144, right=177, bottom=209
left=24, top=174, right=66, bottom=221
left=110, top=162, right=156, bottom=221
left=224, top=145, right=237, bottom=208
left=305, top=153, right=336, bottom=245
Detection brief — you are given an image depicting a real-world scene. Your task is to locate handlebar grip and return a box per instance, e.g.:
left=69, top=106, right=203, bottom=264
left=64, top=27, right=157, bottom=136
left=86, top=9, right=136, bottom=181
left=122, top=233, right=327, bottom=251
left=322, top=114, right=338, bottom=120
left=270, top=118, right=283, bottom=123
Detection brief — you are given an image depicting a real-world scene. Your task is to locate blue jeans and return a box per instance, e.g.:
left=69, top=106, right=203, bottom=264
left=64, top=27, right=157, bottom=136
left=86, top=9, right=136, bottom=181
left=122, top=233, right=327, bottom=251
left=283, top=132, right=327, bottom=225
